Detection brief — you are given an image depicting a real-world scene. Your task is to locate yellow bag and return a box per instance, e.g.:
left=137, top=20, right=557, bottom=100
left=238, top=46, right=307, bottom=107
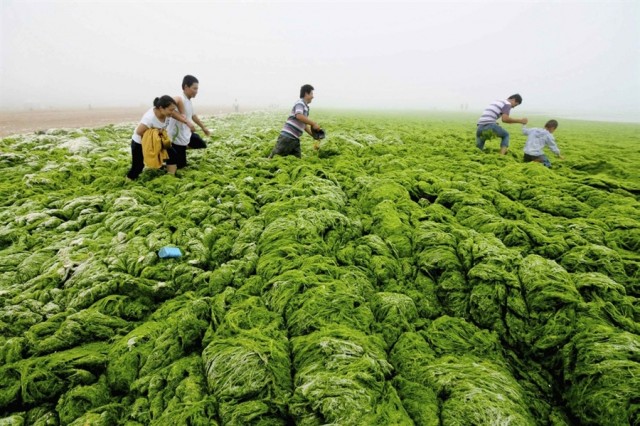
left=141, top=128, right=170, bottom=169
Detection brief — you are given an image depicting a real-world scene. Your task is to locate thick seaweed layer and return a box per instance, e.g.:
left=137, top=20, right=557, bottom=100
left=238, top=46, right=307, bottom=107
left=1, top=112, right=639, bottom=425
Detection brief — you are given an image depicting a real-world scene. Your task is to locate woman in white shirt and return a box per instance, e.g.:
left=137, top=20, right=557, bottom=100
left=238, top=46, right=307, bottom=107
left=126, top=95, right=181, bottom=180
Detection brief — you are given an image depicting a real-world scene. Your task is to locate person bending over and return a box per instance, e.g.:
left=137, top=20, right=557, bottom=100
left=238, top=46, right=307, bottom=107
left=127, top=96, right=182, bottom=180
left=166, top=75, right=211, bottom=169
left=523, top=119, right=564, bottom=168
left=269, top=84, right=321, bottom=158
left=476, top=94, right=528, bottom=155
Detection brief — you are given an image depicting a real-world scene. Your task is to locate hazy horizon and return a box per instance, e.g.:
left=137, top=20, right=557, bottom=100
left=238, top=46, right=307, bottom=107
left=2, top=0, right=639, bottom=122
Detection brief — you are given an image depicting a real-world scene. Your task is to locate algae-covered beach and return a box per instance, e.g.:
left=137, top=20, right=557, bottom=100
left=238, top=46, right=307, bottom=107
left=1, top=111, right=639, bottom=424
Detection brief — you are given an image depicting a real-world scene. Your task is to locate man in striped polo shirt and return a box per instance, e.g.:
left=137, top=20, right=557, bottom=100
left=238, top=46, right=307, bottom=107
left=269, top=84, right=321, bottom=158
left=476, top=94, right=528, bottom=155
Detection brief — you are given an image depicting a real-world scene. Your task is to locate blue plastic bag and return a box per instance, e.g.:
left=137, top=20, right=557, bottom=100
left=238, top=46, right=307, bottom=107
left=158, top=246, right=182, bottom=259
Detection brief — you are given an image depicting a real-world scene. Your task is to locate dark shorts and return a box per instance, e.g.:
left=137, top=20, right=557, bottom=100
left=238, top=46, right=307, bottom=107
left=524, top=153, right=552, bottom=168
left=523, top=153, right=544, bottom=163
left=126, top=140, right=177, bottom=180
left=173, top=144, right=188, bottom=169
left=188, top=133, right=207, bottom=149
left=270, top=132, right=301, bottom=158
left=173, top=133, right=207, bottom=168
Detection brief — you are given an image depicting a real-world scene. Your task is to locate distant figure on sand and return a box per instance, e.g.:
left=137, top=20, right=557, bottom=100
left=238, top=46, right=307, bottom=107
left=126, top=96, right=182, bottom=180
left=523, top=120, right=564, bottom=168
left=233, top=98, right=239, bottom=113
left=476, top=94, right=528, bottom=155
left=166, top=75, right=210, bottom=169
left=269, top=84, right=321, bottom=158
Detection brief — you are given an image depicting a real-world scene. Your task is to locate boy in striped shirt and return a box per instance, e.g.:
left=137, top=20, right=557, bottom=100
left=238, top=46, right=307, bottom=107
left=476, top=94, right=528, bottom=155
left=269, top=84, right=321, bottom=158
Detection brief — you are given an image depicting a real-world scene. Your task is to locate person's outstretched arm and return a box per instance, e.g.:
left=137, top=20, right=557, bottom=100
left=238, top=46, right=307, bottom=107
left=295, top=113, right=320, bottom=131
left=192, top=114, right=210, bottom=136
left=546, top=135, right=564, bottom=159
left=502, top=113, right=528, bottom=124
left=170, top=97, right=196, bottom=132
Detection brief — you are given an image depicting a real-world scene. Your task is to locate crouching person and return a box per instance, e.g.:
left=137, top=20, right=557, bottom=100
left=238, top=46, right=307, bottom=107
left=167, top=75, right=210, bottom=169
left=476, top=94, right=528, bottom=155
left=126, top=96, right=181, bottom=180
left=269, top=84, right=321, bottom=158
left=523, top=119, right=564, bottom=168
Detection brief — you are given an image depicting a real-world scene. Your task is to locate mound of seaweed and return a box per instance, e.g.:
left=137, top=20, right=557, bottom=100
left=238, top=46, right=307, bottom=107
left=1, top=112, right=639, bottom=424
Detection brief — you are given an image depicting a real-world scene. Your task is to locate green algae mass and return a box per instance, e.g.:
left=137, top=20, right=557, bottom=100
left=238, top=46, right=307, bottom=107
left=1, top=112, right=639, bottom=424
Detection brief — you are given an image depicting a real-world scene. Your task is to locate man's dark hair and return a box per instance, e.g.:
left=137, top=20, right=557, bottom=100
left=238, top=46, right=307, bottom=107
left=182, top=75, right=199, bottom=89
left=545, top=119, right=558, bottom=129
left=508, top=93, right=523, bottom=105
left=300, top=84, right=314, bottom=98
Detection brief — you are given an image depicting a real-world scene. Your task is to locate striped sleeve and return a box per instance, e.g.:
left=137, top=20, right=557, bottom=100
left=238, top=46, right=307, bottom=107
left=281, top=100, right=309, bottom=139
left=293, top=101, right=305, bottom=116
left=477, top=100, right=510, bottom=125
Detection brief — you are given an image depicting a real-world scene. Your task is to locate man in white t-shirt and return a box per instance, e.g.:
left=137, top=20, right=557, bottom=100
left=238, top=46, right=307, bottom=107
left=167, top=75, right=211, bottom=168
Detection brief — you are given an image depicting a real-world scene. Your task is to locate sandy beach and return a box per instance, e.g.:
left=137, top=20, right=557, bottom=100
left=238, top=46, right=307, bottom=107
left=0, top=106, right=240, bottom=138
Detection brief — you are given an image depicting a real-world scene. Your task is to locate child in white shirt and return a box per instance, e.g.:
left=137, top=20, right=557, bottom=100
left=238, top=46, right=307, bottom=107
left=522, top=120, right=564, bottom=168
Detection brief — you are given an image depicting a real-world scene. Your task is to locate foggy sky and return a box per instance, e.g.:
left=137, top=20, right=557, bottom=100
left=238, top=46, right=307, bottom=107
left=1, top=0, right=639, bottom=122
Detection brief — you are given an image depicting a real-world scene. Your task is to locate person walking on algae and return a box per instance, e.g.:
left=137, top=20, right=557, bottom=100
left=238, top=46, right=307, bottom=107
left=522, top=119, right=564, bottom=168
left=166, top=75, right=211, bottom=169
left=476, top=94, right=528, bottom=155
left=126, top=95, right=187, bottom=180
left=269, top=84, right=322, bottom=158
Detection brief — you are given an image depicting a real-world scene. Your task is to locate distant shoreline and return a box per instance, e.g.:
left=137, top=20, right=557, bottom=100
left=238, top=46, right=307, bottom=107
left=1, top=106, right=638, bottom=138
left=0, top=105, right=255, bottom=138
